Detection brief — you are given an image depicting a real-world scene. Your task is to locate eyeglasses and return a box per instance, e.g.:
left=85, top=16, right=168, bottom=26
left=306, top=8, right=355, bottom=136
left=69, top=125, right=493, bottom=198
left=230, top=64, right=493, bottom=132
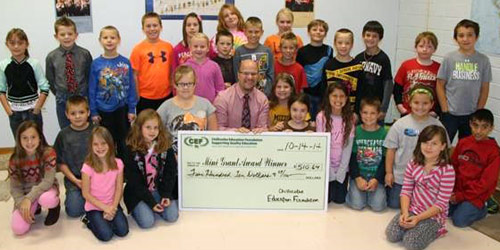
left=176, top=82, right=195, bottom=88
left=239, top=71, right=258, bottom=77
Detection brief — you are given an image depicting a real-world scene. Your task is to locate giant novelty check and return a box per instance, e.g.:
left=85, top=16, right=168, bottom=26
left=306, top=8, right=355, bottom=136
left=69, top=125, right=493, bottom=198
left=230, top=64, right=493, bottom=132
left=178, top=131, right=330, bottom=211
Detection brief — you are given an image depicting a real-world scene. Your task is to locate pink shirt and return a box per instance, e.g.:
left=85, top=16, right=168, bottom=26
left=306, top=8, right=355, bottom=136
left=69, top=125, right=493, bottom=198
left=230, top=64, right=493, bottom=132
left=401, top=161, right=455, bottom=236
left=184, top=58, right=225, bottom=102
left=172, top=42, right=191, bottom=71
left=81, top=159, right=124, bottom=212
left=145, top=149, right=158, bottom=191
left=214, top=84, right=269, bottom=130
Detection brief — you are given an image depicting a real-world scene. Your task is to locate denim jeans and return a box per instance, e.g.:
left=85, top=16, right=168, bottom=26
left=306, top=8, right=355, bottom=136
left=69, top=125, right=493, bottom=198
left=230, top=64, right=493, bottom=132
left=64, top=189, right=85, bottom=218
left=306, top=93, right=321, bottom=121
left=440, top=112, right=471, bottom=142
left=386, top=183, right=403, bottom=209
left=449, top=201, right=488, bottom=227
left=131, top=190, right=179, bottom=229
left=56, top=95, right=70, bottom=129
left=8, top=109, right=43, bottom=137
left=346, top=178, right=387, bottom=212
left=328, top=179, right=348, bottom=204
left=86, top=206, right=129, bottom=242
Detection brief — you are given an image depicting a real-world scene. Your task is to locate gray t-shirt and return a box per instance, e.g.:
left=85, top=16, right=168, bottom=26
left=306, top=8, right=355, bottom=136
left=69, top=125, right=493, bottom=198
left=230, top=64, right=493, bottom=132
left=157, top=96, right=216, bottom=152
left=53, top=124, right=94, bottom=191
left=233, top=44, right=275, bottom=96
left=383, top=115, right=446, bottom=184
left=437, top=50, right=492, bottom=115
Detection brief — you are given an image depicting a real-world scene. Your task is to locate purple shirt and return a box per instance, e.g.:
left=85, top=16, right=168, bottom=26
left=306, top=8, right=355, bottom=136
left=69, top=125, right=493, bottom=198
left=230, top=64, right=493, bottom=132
left=184, top=58, right=225, bottom=102
left=214, top=84, right=269, bottom=130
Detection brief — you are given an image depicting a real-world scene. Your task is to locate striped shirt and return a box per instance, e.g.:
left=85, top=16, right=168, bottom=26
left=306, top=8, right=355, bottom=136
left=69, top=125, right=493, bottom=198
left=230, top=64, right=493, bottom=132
left=401, top=160, right=455, bottom=236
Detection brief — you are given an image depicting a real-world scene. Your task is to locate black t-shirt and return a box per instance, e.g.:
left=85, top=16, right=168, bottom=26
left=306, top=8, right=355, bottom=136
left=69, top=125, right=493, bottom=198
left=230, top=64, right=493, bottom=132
left=323, top=57, right=362, bottom=107
left=296, top=44, right=333, bottom=97
left=213, top=56, right=236, bottom=84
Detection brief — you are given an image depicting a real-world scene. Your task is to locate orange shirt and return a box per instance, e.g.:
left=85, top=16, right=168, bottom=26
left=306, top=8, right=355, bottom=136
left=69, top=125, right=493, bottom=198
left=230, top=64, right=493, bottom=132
left=130, top=39, right=174, bottom=99
left=264, top=34, right=304, bottom=61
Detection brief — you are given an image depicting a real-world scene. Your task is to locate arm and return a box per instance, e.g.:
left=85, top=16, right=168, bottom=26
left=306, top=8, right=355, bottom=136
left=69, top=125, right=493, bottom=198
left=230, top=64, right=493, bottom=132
left=88, top=62, right=99, bottom=118
left=214, top=64, right=226, bottom=95
left=385, top=148, right=396, bottom=187
left=255, top=98, right=270, bottom=130
left=207, top=112, right=218, bottom=131
left=158, top=148, right=177, bottom=200
left=111, top=169, right=124, bottom=210
left=375, top=155, right=386, bottom=184
left=455, top=154, right=500, bottom=203
left=8, top=164, right=27, bottom=208
left=59, top=163, right=81, bottom=188
left=336, top=136, right=354, bottom=183
left=393, top=83, right=407, bottom=114
left=266, top=50, right=275, bottom=96
left=82, top=172, right=112, bottom=212
left=0, top=94, right=12, bottom=116
left=477, top=81, right=490, bottom=109
left=213, top=95, right=237, bottom=131
left=348, top=152, right=360, bottom=179
left=45, top=56, right=57, bottom=95
left=232, top=50, right=240, bottom=83
left=33, top=59, right=50, bottom=114
left=133, top=71, right=140, bottom=99
left=381, top=79, right=394, bottom=114
left=127, top=61, right=138, bottom=117
left=24, top=149, right=57, bottom=203
left=122, top=148, right=157, bottom=208
left=436, top=79, right=448, bottom=112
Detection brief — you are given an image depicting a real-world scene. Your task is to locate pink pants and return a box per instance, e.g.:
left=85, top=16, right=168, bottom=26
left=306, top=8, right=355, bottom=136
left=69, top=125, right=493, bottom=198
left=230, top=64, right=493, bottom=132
left=11, top=187, right=59, bottom=235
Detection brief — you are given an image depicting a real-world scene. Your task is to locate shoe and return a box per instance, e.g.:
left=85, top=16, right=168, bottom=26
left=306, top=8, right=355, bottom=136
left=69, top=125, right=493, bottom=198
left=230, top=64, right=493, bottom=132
left=80, top=214, right=90, bottom=228
left=35, top=205, right=41, bottom=215
left=487, top=196, right=499, bottom=214
left=44, top=203, right=60, bottom=226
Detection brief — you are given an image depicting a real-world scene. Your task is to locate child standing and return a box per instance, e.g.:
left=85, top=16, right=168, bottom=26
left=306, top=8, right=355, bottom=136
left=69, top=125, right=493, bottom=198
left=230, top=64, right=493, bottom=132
left=264, top=8, right=304, bottom=61
left=213, top=30, right=236, bottom=87
left=124, top=109, right=178, bottom=228
left=89, top=26, right=137, bottom=159
left=283, top=94, right=315, bottom=132
left=9, top=121, right=60, bottom=235
left=1, top=28, right=49, bottom=138
left=436, top=19, right=492, bottom=140
left=233, top=17, right=274, bottom=97
left=268, top=73, right=297, bottom=131
left=130, top=12, right=174, bottom=113
left=346, top=97, right=387, bottom=211
left=81, top=126, right=128, bottom=242
left=46, top=16, right=93, bottom=129
left=274, top=32, right=308, bottom=94
left=297, top=19, right=333, bottom=119
left=211, top=4, right=247, bottom=55
left=386, top=125, right=455, bottom=250
left=384, top=85, right=447, bottom=209
left=354, top=21, right=393, bottom=121
left=450, top=109, right=500, bottom=227
left=172, top=12, right=203, bottom=70
left=184, top=33, right=225, bottom=103
left=324, top=28, right=362, bottom=109
left=316, top=82, right=355, bottom=204
left=54, top=96, right=94, bottom=218
left=394, top=32, right=440, bottom=117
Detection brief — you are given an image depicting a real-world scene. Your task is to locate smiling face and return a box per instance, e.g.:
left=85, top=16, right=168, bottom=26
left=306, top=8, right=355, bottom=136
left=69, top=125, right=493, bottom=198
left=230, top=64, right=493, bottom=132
left=244, top=25, right=263, bottom=46
left=329, top=88, right=347, bottom=114
left=20, top=127, right=40, bottom=156
left=334, top=32, right=353, bottom=57
left=99, top=29, right=120, bottom=53
left=420, top=134, right=446, bottom=163
left=66, top=103, right=90, bottom=130
left=142, top=17, right=162, bottom=42
left=237, top=60, right=259, bottom=93
left=277, top=13, right=293, bottom=34
left=308, top=25, right=326, bottom=44
left=175, top=72, right=196, bottom=99
left=55, top=25, right=77, bottom=49
left=222, top=8, right=239, bottom=30
left=189, top=37, right=209, bottom=61
left=290, top=101, right=308, bottom=123
left=92, top=134, right=109, bottom=160
left=360, top=104, right=379, bottom=128
left=362, top=31, right=380, bottom=50
left=274, top=80, right=293, bottom=102
left=280, top=39, right=297, bottom=62
left=6, top=35, right=28, bottom=61
left=409, top=93, right=433, bottom=118
left=141, top=118, right=160, bottom=145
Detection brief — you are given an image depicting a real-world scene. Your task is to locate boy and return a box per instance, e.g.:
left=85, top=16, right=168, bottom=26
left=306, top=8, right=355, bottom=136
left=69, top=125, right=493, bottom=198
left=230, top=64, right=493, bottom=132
left=274, top=32, right=307, bottom=94
left=233, top=17, right=274, bottom=97
left=53, top=95, right=94, bottom=218
left=394, top=32, right=440, bottom=117
left=346, top=97, right=387, bottom=211
left=296, top=19, right=333, bottom=119
left=436, top=19, right=492, bottom=141
left=213, top=30, right=236, bottom=88
left=130, top=12, right=174, bottom=114
left=450, top=109, right=500, bottom=227
left=324, top=28, right=362, bottom=109
left=46, top=16, right=92, bottom=129
left=354, top=20, right=393, bottom=121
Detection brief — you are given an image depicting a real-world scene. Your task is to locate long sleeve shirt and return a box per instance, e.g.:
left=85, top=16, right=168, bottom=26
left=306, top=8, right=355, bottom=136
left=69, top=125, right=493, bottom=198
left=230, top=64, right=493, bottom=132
left=184, top=58, right=225, bottom=103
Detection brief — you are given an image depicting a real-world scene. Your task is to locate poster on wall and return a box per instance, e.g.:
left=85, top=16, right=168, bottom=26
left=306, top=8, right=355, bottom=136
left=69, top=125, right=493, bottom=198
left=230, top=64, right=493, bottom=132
left=471, top=0, right=500, bottom=55
left=286, top=0, right=314, bottom=28
left=55, top=0, right=93, bottom=33
left=146, top=0, right=235, bottom=20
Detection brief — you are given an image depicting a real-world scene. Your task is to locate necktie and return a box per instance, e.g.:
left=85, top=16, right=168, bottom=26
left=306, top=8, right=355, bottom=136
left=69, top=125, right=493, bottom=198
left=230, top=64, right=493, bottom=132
left=65, top=52, right=77, bottom=94
left=241, top=94, right=251, bottom=129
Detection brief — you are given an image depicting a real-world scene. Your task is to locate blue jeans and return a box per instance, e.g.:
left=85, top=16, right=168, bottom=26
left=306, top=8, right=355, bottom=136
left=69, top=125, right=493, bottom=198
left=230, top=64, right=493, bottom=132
left=8, top=109, right=43, bottom=138
left=56, top=95, right=71, bottom=129
left=86, top=206, right=129, bottom=242
left=449, top=201, right=487, bottom=228
left=131, top=190, right=179, bottom=229
left=346, top=178, right=387, bottom=212
left=306, top=94, right=321, bottom=121
left=386, top=183, right=403, bottom=209
left=64, top=189, right=85, bottom=218
left=440, top=113, right=471, bottom=141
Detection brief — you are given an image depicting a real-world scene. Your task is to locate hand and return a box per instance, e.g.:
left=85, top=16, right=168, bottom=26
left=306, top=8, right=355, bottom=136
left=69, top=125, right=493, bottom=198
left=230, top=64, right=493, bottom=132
left=32, top=107, right=41, bottom=115
left=160, top=198, right=171, bottom=207
left=449, top=193, right=456, bottom=204
left=103, top=205, right=117, bottom=218
left=399, top=212, right=409, bottom=226
left=237, top=127, right=251, bottom=133
left=355, top=177, right=368, bottom=191
left=429, top=111, right=438, bottom=118
left=272, top=121, right=285, bottom=131
left=19, top=198, right=34, bottom=224
left=353, top=113, right=359, bottom=124
left=396, top=104, right=408, bottom=115
left=401, top=215, right=419, bottom=229
left=103, top=212, right=114, bottom=221
left=385, top=173, right=394, bottom=188
left=91, top=115, right=101, bottom=124
left=224, top=82, right=232, bottom=89
left=128, top=113, right=136, bottom=122
left=7, top=109, right=13, bottom=116
left=75, top=179, right=82, bottom=189
left=283, top=129, right=293, bottom=132
left=378, top=112, right=386, bottom=121
left=251, top=127, right=267, bottom=134
left=152, top=204, right=164, bottom=213
left=367, top=178, right=379, bottom=191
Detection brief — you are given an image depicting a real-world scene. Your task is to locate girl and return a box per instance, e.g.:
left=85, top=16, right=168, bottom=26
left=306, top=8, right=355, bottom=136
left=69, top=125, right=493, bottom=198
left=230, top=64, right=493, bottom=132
left=157, top=65, right=218, bottom=154
left=283, top=94, right=315, bottom=132
left=124, top=109, right=178, bottom=228
left=386, top=125, right=455, bottom=250
left=0, top=28, right=49, bottom=138
left=316, top=82, right=355, bottom=204
left=184, top=33, right=225, bottom=103
left=210, top=4, right=247, bottom=55
left=264, top=8, right=304, bottom=61
left=268, top=73, right=296, bottom=131
left=81, top=126, right=128, bottom=242
left=172, top=12, right=204, bottom=69
left=9, top=121, right=60, bottom=235
left=89, top=26, right=137, bottom=160
left=384, top=85, right=447, bottom=209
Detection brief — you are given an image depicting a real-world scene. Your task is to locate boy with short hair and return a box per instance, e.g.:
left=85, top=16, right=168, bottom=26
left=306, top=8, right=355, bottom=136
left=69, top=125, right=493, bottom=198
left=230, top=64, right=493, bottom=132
left=213, top=30, right=236, bottom=88
left=130, top=12, right=174, bottom=114
left=296, top=19, right=333, bottom=119
left=436, top=19, right=492, bottom=141
left=274, top=32, right=307, bottom=94
left=354, top=20, right=393, bottom=121
left=233, top=16, right=274, bottom=96
left=53, top=95, right=94, bottom=218
left=449, top=108, right=500, bottom=227
left=46, top=16, right=92, bottom=129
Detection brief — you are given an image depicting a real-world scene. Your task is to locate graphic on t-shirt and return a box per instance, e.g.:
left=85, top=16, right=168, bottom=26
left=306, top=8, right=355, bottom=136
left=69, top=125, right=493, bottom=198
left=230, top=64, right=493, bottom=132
left=170, top=111, right=207, bottom=152
left=148, top=51, right=168, bottom=64
left=325, top=64, right=362, bottom=100
left=362, top=61, right=382, bottom=76
left=458, top=149, right=482, bottom=167
left=146, top=155, right=158, bottom=191
left=98, top=62, right=129, bottom=103
left=402, top=69, right=437, bottom=107
left=452, top=60, right=480, bottom=80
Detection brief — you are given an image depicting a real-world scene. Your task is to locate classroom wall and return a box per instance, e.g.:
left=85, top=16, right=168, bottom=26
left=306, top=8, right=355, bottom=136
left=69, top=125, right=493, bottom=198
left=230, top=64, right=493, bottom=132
left=0, top=0, right=399, bottom=147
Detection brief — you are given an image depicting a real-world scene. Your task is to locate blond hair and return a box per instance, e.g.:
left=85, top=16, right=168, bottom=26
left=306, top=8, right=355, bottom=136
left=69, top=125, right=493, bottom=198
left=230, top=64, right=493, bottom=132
left=85, top=126, right=117, bottom=173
